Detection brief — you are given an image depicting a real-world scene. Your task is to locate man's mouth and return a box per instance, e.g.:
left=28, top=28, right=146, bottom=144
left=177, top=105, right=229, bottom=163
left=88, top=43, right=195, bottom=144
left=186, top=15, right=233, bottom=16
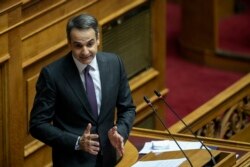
left=80, top=55, right=91, bottom=60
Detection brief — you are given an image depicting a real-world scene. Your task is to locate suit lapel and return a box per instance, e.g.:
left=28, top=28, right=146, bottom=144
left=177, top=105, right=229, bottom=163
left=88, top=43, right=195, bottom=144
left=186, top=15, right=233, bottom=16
left=96, top=53, right=111, bottom=122
left=62, top=53, right=96, bottom=120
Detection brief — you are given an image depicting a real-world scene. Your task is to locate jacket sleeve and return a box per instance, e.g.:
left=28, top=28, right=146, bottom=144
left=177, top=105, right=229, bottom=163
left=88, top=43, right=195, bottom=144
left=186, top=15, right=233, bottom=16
left=29, top=67, right=78, bottom=151
left=115, top=56, right=136, bottom=141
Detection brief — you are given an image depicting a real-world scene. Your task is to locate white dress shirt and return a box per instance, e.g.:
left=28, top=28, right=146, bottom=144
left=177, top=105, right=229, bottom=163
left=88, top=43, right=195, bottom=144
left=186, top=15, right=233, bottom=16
left=72, top=55, right=102, bottom=115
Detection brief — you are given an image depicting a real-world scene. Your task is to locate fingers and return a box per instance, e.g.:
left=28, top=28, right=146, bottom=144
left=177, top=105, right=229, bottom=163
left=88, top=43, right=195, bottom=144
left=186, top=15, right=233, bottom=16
left=108, top=126, right=118, bottom=140
left=85, top=139, right=100, bottom=155
left=112, top=126, right=117, bottom=133
left=84, top=123, right=92, bottom=134
left=108, top=126, right=124, bottom=156
left=116, top=136, right=124, bottom=156
left=80, top=123, right=100, bottom=155
left=81, top=124, right=125, bottom=156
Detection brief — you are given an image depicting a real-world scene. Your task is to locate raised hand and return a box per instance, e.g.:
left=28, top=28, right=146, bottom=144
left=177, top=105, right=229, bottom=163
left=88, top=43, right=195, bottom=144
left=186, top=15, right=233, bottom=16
left=80, top=123, right=100, bottom=155
left=108, top=126, right=124, bottom=156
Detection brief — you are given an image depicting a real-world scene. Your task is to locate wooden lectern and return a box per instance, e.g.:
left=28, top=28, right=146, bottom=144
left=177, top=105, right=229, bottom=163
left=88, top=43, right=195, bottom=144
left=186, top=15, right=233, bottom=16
left=117, top=142, right=236, bottom=166
left=116, top=141, right=139, bottom=167
left=116, top=127, right=250, bottom=167
left=139, top=149, right=236, bottom=167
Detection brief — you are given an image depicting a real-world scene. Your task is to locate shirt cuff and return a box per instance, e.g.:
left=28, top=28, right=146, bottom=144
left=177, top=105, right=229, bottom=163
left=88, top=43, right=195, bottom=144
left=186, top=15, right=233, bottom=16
left=75, top=136, right=81, bottom=150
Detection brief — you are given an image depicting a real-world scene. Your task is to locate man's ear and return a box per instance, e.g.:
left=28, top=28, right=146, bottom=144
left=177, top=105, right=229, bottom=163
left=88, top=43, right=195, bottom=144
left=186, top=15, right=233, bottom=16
left=97, top=34, right=100, bottom=45
left=67, top=40, right=72, bottom=49
left=97, top=39, right=100, bottom=46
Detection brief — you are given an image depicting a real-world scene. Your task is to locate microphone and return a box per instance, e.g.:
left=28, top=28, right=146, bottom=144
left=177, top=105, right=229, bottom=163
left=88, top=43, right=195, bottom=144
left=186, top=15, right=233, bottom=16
left=143, top=96, right=193, bottom=167
left=154, top=90, right=216, bottom=166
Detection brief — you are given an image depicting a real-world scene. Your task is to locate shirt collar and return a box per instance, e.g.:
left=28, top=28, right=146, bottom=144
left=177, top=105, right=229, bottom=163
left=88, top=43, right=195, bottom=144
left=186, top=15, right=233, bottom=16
left=72, top=54, right=98, bottom=73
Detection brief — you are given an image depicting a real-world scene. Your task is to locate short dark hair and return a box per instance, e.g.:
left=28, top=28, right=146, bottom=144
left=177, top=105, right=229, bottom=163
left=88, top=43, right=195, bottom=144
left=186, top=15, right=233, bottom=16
left=66, top=13, right=99, bottom=41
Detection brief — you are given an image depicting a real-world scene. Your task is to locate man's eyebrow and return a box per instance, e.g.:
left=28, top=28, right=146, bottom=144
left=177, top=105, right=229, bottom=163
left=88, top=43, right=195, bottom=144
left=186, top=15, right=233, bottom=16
left=72, top=41, right=82, bottom=44
left=87, top=39, right=95, bottom=43
left=72, top=38, right=95, bottom=44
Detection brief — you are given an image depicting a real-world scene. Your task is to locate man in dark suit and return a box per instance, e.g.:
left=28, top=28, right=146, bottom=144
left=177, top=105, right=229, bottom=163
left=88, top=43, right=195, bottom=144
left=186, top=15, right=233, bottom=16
left=29, top=13, right=136, bottom=167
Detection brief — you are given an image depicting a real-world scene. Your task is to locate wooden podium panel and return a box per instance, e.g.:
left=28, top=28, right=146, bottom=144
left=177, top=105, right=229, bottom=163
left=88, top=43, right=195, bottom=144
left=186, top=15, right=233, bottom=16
left=116, top=141, right=139, bottom=167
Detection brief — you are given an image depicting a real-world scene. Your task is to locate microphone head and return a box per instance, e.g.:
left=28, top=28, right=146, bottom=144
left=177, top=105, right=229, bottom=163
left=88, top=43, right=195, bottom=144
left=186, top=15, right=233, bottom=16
left=154, top=90, right=162, bottom=97
left=143, top=96, right=150, bottom=104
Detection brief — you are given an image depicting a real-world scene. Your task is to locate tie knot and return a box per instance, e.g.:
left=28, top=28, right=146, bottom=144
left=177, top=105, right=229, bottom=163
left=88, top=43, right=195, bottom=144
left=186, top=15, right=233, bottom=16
left=84, top=65, right=91, bottom=74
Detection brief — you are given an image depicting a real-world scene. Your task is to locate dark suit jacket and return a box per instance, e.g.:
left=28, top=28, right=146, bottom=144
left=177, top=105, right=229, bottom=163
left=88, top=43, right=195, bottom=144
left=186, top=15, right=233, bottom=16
left=29, top=52, right=136, bottom=167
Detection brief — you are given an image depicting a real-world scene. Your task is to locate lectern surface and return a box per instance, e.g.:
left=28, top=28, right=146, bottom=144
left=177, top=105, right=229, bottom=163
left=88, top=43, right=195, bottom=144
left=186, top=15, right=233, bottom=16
left=139, top=149, right=236, bottom=167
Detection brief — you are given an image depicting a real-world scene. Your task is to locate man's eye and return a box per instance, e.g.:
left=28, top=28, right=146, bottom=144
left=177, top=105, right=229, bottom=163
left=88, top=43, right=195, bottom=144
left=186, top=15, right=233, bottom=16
left=87, top=42, right=94, bottom=47
left=74, top=44, right=82, bottom=48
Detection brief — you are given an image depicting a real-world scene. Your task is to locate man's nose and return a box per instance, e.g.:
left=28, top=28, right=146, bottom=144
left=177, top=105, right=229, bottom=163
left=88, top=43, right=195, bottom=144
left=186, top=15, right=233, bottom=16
left=82, top=46, right=89, bottom=55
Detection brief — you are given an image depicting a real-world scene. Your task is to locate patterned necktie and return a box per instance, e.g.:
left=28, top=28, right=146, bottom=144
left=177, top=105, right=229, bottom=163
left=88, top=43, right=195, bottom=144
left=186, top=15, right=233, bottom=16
left=84, top=65, right=98, bottom=119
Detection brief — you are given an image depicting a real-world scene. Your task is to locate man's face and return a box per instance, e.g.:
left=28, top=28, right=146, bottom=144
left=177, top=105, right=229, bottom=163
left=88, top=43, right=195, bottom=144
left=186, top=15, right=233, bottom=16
left=68, top=28, right=99, bottom=64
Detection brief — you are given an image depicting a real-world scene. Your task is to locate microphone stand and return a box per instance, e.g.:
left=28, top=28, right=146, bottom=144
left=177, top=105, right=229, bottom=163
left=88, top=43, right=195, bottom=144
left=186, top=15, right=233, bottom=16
left=143, top=96, right=193, bottom=167
left=154, top=90, right=216, bottom=166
